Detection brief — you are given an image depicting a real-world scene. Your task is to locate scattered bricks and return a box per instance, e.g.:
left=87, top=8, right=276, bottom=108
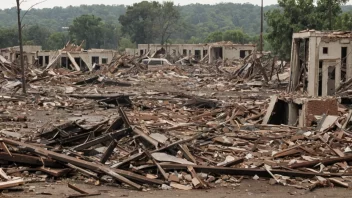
left=304, top=98, right=338, bottom=127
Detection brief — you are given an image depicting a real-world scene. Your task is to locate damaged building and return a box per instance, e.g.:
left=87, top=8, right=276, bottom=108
left=0, top=42, right=118, bottom=71
left=126, top=42, right=256, bottom=63
left=289, top=30, right=352, bottom=97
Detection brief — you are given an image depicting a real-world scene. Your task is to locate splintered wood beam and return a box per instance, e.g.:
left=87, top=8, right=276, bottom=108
left=158, top=164, right=345, bottom=178
left=289, top=155, right=352, bottom=169
left=72, top=128, right=131, bottom=151
left=100, top=140, right=118, bottom=164
left=178, top=144, right=197, bottom=164
left=0, top=168, right=10, bottom=180
left=114, top=133, right=202, bottom=169
left=119, top=107, right=159, bottom=148
left=68, top=193, right=101, bottom=198
left=68, top=183, right=89, bottom=194
left=187, top=166, right=207, bottom=188
left=145, top=150, right=168, bottom=180
left=0, top=152, right=61, bottom=167
left=0, top=138, right=142, bottom=190
left=66, top=163, right=98, bottom=179
left=0, top=142, right=12, bottom=156
left=0, top=179, right=24, bottom=190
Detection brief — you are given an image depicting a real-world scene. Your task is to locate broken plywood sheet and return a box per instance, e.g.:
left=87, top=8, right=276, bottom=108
left=67, top=52, right=81, bottom=71
left=262, top=95, right=278, bottom=124
left=318, top=115, right=339, bottom=132
left=151, top=152, right=195, bottom=165
left=45, top=51, right=62, bottom=70
left=150, top=133, right=168, bottom=144
left=79, top=55, right=93, bottom=71
left=0, top=55, right=11, bottom=64
left=170, top=182, right=192, bottom=190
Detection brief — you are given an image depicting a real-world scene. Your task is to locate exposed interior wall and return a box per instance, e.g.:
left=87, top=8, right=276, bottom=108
left=291, top=32, right=352, bottom=97
left=135, top=44, right=255, bottom=62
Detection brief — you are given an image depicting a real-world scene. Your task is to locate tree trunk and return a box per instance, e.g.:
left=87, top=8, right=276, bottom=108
left=16, top=0, right=26, bottom=94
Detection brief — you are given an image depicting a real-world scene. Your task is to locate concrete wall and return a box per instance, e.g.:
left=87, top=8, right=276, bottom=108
left=129, top=44, right=256, bottom=61
left=223, top=45, right=254, bottom=60
left=37, top=50, right=117, bottom=69
left=292, top=32, right=352, bottom=97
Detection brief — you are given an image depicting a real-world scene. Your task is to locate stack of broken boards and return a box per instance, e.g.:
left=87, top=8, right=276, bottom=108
left=1, top=97, right=352, bottom=192
left=0, top=57, right=351, bottom=192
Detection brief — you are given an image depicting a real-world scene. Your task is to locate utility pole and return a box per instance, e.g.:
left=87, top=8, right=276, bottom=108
left=16, top=0, right=26, bottom=94
left=260, top=0, right=263, bottom=54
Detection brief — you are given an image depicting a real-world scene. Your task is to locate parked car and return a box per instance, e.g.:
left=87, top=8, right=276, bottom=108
left=141, top=58, right=174, bottom=70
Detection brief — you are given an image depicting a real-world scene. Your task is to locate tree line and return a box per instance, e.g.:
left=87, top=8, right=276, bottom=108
left=0, top=1, right=352, bottom=58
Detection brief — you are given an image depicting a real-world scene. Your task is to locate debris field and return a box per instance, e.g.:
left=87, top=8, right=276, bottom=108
left=0, top=53, right=351, bottom=197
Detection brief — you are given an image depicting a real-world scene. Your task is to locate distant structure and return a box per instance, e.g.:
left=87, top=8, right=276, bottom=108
left=0, top=42, right=118, bottom=71
left=126, top=42, right=256, bottom=63
left=289, top=30, right=352, bottom=97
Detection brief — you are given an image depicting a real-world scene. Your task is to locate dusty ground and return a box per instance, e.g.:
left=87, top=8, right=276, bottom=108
left=6, top=179, right=351, bottom=198
left=1, top=68, right=347, bottom=197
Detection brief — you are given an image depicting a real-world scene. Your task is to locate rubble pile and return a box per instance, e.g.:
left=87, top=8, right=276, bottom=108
left=0, top=52, right=351, bottom=196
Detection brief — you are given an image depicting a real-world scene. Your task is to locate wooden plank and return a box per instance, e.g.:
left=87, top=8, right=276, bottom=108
left=262, top=95, right=278, bottom=124
left=0, top=179, right=24, bottom=189
left=343, top=109, right=352, bottom=129
left=68, top=193, right=101, bottom=198
left=1, top=138, right=142, bottom=190
left=0, top=142, right=12, bottom=156
left=67, top=52, right=81, bottom=71
left=145, top=150, right=168, bottom=180
left=178, top=144, right=197, bottom=164
left=119, top=107, right=159, bottom=148
left=72, top=128, right=131, bottom=151
left=66, top=163, right=98, bottom=179
left=289, top=155, right=352, bottom=169
left=0, top=152, right=61, bottom=167
left=100, top=140, right=118, bottom=164
left=0, top=168, right=10, bottom=180
left=114, top=133, right=202, bottom=169
left=68, top=183, right=89, bottom=194
left=187, top=166, right=207, bottom=188
left=158, top=164, right=342, bottom=178
left=217, top=158, right=244, bottom=167
left=37, top=167, right=71, bottom=177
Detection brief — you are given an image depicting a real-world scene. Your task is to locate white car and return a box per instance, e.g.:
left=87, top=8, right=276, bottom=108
left=141, top=58, right=173, bottom=70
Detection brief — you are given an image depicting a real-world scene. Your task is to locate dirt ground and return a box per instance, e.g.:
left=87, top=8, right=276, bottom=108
left=0, top=68, right=349, bottom=197
left=5, top=179, right=351, bottom=198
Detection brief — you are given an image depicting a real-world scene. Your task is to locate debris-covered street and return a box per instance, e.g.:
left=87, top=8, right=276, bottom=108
left=1, top=47, right=352, bottom=197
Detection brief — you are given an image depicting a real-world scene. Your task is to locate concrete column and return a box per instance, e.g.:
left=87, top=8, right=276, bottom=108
left=208, top=46, right=213, bottom=64
left=335, top=59, right=341, bottom=89
left=288, top=103, right=298, bottom=126
left=290, top=39, right=300, bottom=92
left=307, top=37, right=318, bottom=96
left=322, top=61, right=329, bottom=97
left=347, top=47, right=352, bottom=80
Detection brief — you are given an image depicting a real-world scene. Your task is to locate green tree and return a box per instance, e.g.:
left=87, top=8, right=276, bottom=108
left=119, top=1, right=181, bottom=45
left=69, top=15, right=104, bottom=49
left=222, top=29, right=250, bottom=44
left=156, top=2, right=181, bottom=45
left=335, top=11, right=352, bottom=30
left=205, top=31, right=223, bottom=42
left=118, top=37, right=136, bottom=51
left=46, top=32, right=68, bottom=50
left=265, top=0, right=318, bottom=60
left=23, top=25, right=51, bottom=48
left=0, top=27, right=18, bottom=48
left=317, top=0, right=349, bottom=30
left=119, top=1, right=159, bottom=44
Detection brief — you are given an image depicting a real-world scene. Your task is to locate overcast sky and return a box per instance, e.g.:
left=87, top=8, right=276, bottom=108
left=1, top=0, right=279, bottom=9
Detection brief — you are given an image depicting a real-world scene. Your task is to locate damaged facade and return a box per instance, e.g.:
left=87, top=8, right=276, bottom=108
left=289, top=30, right=352, bottom=97
left=126, top=42, right=256, bottom=63
left=0, top=43, right=118, bottom=71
